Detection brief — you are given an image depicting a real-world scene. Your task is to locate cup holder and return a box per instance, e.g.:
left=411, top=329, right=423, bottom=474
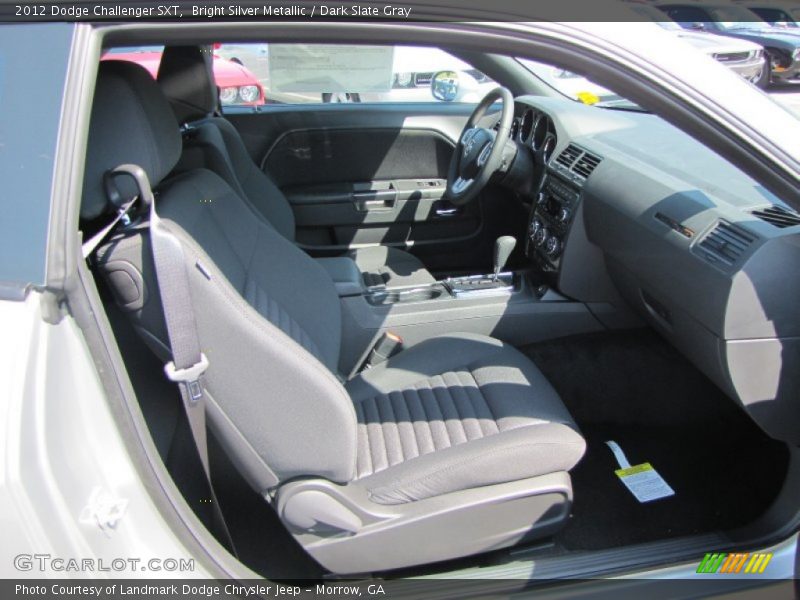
left=367, top=286, right=444, bottom=305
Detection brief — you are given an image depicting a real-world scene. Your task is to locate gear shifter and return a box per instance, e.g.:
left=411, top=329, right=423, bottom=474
left=493, top=236, right=516, bottom=282
left=443, top=235, right=517, bottom=297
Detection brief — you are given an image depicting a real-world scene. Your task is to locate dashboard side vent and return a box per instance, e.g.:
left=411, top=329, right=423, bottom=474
left=554, top=144, right=582, bottom=169
left=572, top=151, right=602, bottom=179
left=697, top=221, right=755, bottom=266
left=751, top=205, right=800, bottom=229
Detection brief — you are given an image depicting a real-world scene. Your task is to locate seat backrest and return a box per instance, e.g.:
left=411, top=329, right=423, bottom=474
left=85, top=60, right=357, bottom=493
left=157, top=46, right=297, bottom=241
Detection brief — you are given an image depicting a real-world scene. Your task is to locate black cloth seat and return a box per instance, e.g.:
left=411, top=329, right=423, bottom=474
left=86, top=60, right=585, bottom=574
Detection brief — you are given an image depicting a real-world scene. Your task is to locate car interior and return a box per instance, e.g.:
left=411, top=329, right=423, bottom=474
left=78, top=32, right=800, bottom=580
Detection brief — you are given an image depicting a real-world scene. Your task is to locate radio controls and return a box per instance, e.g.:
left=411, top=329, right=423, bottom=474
left=545, top=236, right=562, bottom=258
left=529, top=218, right=543, bottom=240
left=557, top=207, right=571, bottom=223
left=533, top=227, right=549, bottom=248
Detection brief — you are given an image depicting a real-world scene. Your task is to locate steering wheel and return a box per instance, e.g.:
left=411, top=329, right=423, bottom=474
left=445, top=86, right=514, bottom=206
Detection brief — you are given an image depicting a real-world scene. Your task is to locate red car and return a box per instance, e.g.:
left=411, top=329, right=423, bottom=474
left=101, top=46, right=266, bottom=106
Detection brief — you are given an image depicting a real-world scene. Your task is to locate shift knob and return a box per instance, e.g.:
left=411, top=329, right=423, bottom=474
left=493, top=236, right=516, bottom=281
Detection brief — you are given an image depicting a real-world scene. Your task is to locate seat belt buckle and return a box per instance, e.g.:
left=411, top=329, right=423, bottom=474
left=364, top=332, right=403, bottom=369
left=164, top=353, right=209, bottom=404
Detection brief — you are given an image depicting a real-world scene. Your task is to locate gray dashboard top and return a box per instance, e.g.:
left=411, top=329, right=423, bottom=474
left=516, top=94, right=783, bottom=213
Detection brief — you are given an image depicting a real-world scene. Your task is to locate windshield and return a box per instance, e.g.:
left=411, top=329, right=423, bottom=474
left=710, top=7, right=772, bottom=30
left=517, top=58, right=644, bottom=111
left=628, top=4, right=683, bottom=30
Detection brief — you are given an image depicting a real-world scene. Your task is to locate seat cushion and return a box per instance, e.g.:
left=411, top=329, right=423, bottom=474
left=346, top=332, right=585, bottom=504
left=348, top=246, right=436, bottom=288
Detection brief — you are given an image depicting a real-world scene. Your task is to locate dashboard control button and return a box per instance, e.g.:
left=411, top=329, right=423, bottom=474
left=534, top=227, right=549, bottom=248
left=546, top=236, right=562, bottom=258
left=558, top=207, right=571, bottom=223
left=529, top=218, right=542, bottom=240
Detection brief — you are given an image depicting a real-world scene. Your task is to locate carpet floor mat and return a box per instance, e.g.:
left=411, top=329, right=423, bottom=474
left=521, top=328, right=790, bottom=550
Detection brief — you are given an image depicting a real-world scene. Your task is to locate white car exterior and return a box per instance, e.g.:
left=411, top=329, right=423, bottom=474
left=627, top=2, right=768, bottom=83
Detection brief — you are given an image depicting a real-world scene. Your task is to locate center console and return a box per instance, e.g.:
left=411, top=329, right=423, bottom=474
left=526, top=174, right=581, bottom=273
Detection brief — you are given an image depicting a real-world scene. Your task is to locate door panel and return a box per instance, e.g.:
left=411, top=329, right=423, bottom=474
left=224, top=104, right=505, bottom=272
left=265, top=128, right=453, bottom=187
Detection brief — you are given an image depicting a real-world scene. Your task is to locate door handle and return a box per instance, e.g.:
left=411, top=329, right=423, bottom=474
left=435, top=207, right=460, bottom=217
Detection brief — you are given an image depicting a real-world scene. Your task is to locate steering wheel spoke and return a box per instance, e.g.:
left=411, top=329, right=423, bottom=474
left=477, top=142, right=493, bottom=168
left=451, top=177, right=473, bottom=194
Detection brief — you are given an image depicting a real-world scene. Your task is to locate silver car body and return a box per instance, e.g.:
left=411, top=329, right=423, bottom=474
left=1, top=15, right=798, bottom=591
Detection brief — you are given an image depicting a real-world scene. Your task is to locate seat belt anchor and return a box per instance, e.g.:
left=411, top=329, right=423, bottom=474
left=164, top=353, right=209, bottom=404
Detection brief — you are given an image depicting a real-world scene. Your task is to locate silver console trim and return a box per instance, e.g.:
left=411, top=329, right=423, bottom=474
left=443, top=272, right=515, bottom=299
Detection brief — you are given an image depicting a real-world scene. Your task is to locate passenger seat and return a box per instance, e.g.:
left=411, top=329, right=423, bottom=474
left=87, top=60, right=585, bottom=574
left=156, top=45, right=436, bottom=289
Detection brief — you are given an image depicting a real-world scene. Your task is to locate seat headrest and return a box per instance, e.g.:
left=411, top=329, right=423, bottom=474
left=157, top=45, right=218, bottom=124
left=81, top=60, right=182, bottom=220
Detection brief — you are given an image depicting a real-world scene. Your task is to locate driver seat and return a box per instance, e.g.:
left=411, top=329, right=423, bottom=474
left=155, top=45, right=435, bottom=289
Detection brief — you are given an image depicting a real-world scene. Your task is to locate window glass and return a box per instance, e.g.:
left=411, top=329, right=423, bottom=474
left=214, top=43, right=494, bottom=105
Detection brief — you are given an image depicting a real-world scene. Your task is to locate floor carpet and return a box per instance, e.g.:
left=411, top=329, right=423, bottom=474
left=521, top=328, right=790, bottom=550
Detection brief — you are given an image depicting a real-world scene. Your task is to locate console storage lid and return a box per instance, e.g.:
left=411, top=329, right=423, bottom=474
left=316, top=256, right=366, bottom=297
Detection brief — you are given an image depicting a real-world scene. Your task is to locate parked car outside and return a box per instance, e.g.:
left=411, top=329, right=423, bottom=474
left=377, top=46, right=496, bottom=102
left=627, top=0, right=769, bottom=86
left=735, top=1, right=800, bottom=26
left=102, top=46, right=267, bottom=106
left=321, top=46, right=497, bottom=103
left=213, top=43, right=270, bottom=82
left=656, top=2, right=800, bottom=83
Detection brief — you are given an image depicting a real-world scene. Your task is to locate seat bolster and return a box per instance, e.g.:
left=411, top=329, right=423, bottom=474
left=213, top=117, right=297, bottom=241
left=354, top=423, right=585, bottom=504
left=348, top=246, right=436, bottom=288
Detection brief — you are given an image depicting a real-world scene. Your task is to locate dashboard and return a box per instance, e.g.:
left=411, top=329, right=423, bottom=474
left=501, top=95, right=800, bottom=445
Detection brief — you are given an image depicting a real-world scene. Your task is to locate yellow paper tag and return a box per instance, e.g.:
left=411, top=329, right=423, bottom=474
left=615, top=462, right=654, bottom=477
left=576, top=91, right=600, bottom=105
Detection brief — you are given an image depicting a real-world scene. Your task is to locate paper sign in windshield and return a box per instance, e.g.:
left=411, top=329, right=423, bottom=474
left=269, top=44, right=394, bottom=93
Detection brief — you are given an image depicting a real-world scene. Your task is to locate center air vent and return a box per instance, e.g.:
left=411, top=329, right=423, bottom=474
left=554, top=144, right=582, bottom=169
left=697, top=221, right=755, bottom=266
left=751, top=205, right=800, bottom=229
left=572, top=151, right=602, bottom=178
left=553, top=144, right=602, bottom=180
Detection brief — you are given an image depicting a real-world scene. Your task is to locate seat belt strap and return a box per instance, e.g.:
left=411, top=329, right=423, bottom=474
left=81, top=195, right=138, bottom=259
left=106, top=164, right=237, bottom=557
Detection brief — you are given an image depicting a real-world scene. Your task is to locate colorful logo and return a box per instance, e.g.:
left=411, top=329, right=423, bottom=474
left=696, top=552, right=773, bottom=574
